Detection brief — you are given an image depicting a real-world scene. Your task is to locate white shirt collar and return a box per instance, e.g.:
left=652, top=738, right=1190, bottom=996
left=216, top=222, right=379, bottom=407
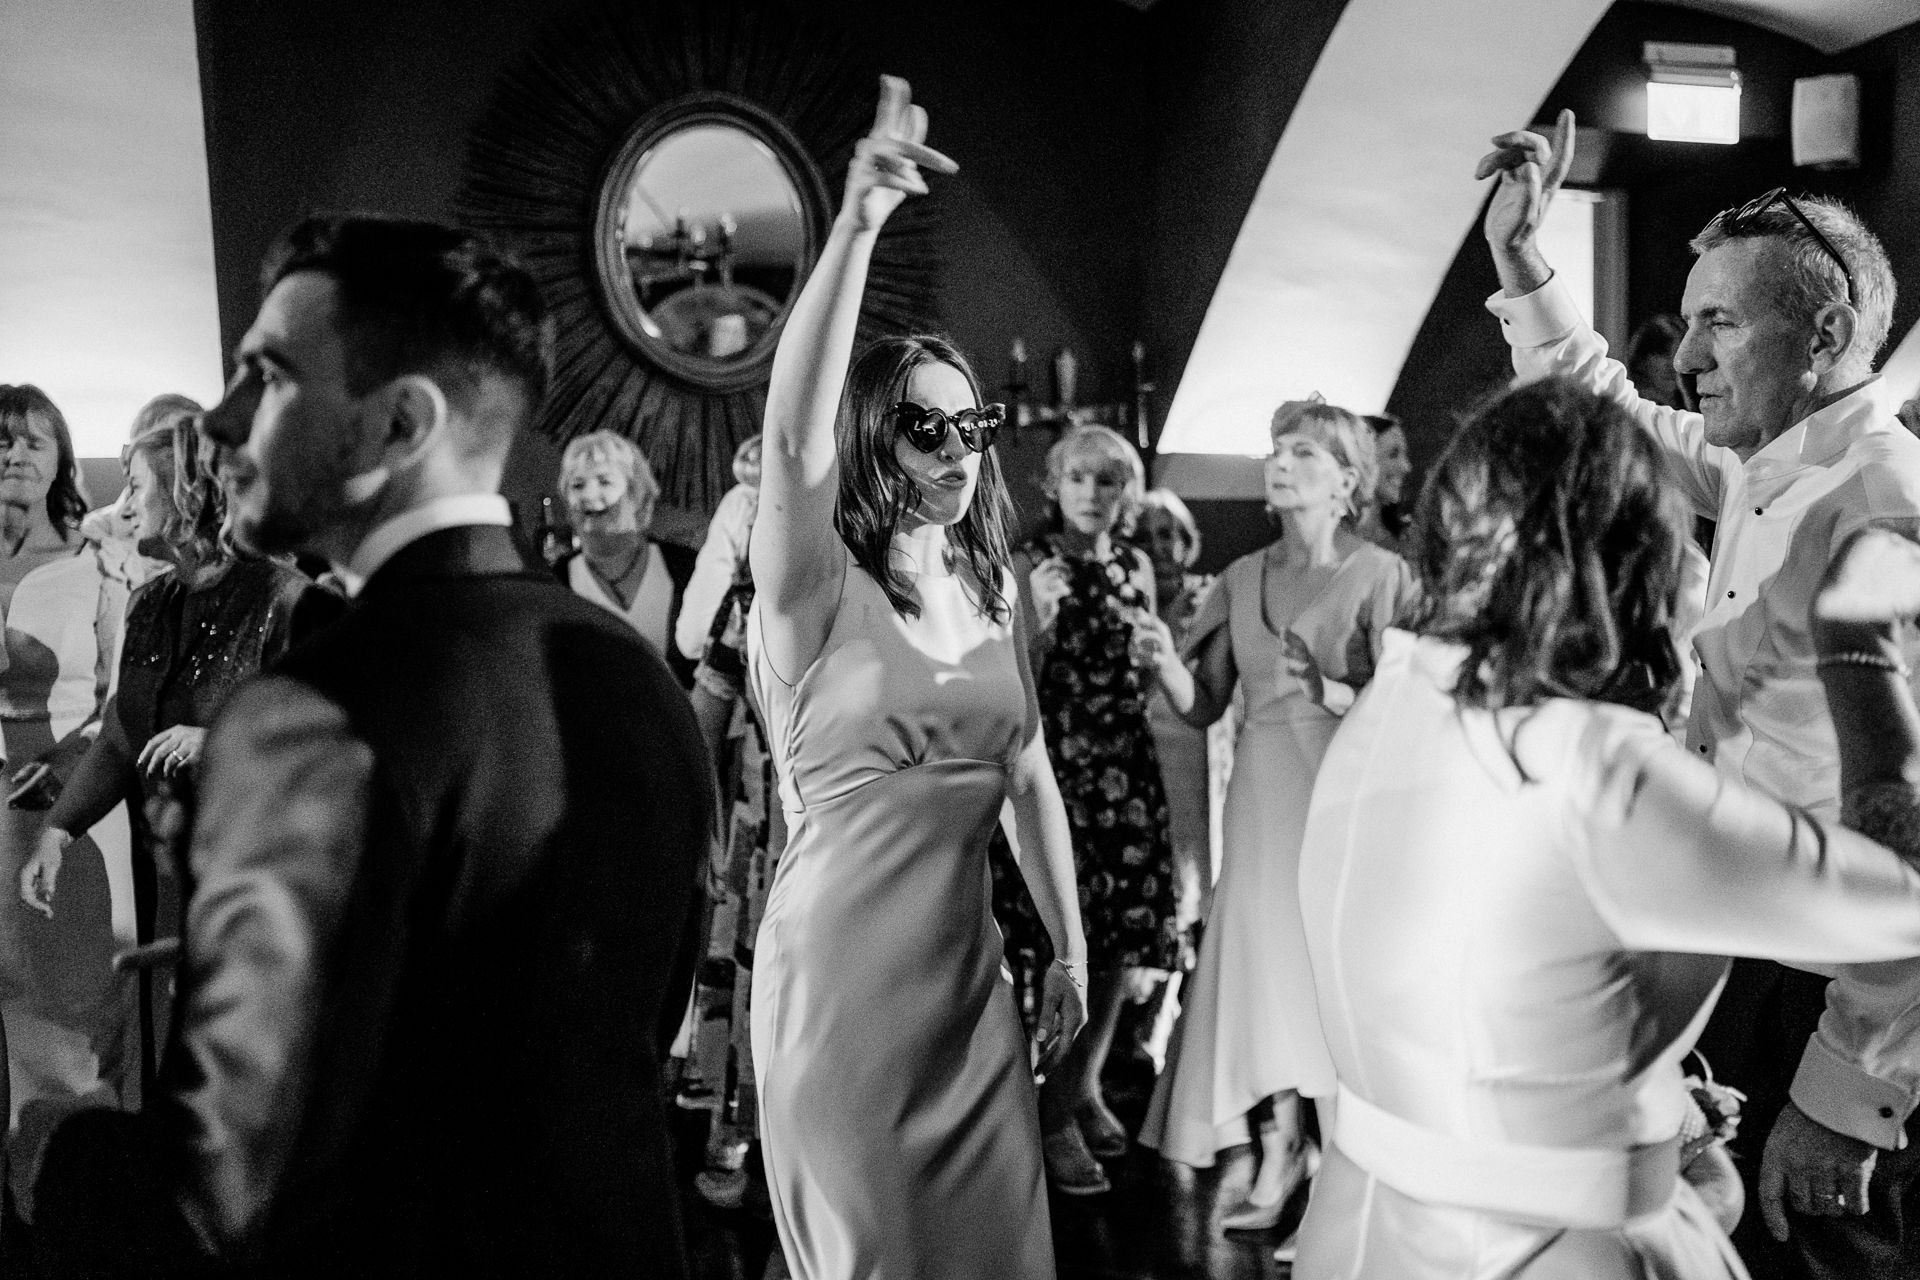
left=1749, top=376, right=1888, bottom=470
left=335, top=493, right=513, bottom=597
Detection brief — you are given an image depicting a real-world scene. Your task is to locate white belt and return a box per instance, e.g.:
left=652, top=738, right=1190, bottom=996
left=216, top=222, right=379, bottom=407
left=1333, top=1085, right=1680, bottom=1230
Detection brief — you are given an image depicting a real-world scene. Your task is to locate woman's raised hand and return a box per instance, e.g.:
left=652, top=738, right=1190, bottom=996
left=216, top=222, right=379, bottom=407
left=1028, top=557, right=1073, bottom=631
left=1126, top=608, right=1177, bottom=673
left=844, top=75, right=958, bottom=234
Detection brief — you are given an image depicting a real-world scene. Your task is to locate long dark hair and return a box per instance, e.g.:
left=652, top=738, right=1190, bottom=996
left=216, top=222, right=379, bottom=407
left=0, top=385, right=89, bottom=535
left=834, top=335, right=1015, bottom=622
left=1409, top=376, right=1687, bottom=714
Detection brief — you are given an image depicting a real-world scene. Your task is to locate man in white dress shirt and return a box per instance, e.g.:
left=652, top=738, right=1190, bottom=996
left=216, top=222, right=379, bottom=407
left=1477, top=113, right=1920, bottom=1278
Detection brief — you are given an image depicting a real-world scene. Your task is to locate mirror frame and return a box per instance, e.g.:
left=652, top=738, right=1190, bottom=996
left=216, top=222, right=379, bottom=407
left=458, top=0, right=942, bottom=542
left=591, top=93, right=830, bottom=394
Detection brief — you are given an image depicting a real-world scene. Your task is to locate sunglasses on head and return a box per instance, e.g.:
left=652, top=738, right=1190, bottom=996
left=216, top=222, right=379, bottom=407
left=1705, top=187, right=1856, bottom=306
left=889, top=402, right=1005, bottom=455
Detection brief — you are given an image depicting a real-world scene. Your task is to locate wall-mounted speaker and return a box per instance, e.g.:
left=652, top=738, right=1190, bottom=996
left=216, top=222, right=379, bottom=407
left=1793, top=74, right=1861, bottom=170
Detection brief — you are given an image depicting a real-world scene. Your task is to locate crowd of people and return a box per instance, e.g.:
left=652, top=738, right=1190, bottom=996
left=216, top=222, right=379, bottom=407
left=1, top=71, right=1919, bottom=1280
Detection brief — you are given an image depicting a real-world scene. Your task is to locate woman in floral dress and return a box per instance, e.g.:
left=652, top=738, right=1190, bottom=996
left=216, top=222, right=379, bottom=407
left=993, top=424, right=1179, bottom=1195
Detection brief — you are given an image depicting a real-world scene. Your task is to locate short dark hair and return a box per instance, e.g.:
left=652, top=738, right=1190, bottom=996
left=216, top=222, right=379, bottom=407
left=1410, top=376, right=1688, bottom=715
left=0, top=384, right=89, bottom=535
left=262, top=215, right=552, bottom=427
left=835, top=335, right=1015, bottom=623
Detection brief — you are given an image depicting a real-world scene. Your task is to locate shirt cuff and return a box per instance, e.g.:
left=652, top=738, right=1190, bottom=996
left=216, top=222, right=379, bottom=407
left=1484, top=274, right=1585, bottom=350
left=1790, top=1033, right=1919, bottom=1150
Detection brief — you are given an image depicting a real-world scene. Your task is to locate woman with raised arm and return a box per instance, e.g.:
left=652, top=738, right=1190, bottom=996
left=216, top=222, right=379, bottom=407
left=746, top=76, right=1087, bottom=1280
left=1292, top=378, right=1920, bottom=1279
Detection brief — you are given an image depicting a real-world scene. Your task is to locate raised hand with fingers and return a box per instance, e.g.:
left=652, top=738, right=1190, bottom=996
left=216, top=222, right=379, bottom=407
left=1474, top=108, right=1576, bottom=295
left=844, top=74, right=958, bottom=235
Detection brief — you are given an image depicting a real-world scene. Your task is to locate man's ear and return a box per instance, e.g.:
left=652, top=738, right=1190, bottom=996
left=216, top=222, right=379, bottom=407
left=1809, top=302, right=1860, bottom=377
left=385, top=375, right=450, bottom=456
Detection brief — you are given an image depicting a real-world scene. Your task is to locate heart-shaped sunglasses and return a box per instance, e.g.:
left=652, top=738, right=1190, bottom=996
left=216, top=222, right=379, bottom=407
left=889, top=402, right=1005, bottom=455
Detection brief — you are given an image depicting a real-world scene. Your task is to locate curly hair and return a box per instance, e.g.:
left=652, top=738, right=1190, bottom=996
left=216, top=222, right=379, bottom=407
left=127, top=395, right=225, bottom=567
left=834, top=335, right=1015, bottom=623
left=1409, top=376, right=1689, bottom=714
left=0, top=385, right=90, bottom=535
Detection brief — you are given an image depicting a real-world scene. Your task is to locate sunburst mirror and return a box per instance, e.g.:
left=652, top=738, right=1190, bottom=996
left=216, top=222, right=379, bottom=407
left=459, top=0, right=940, bottom=537
left=593, top=96, right=827, bottom=392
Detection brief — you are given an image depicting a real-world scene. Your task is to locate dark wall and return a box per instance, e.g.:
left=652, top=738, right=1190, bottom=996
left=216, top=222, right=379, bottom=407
left=1825, top=21, right=1920, bottom=369
left=1131, top=0, right=1350, bottom=573
left=192, top=0, right=1153, bottom=522
left=1385, top=2, right=1910, bottom=494
left=1136, top=0, right=1350, bottom=444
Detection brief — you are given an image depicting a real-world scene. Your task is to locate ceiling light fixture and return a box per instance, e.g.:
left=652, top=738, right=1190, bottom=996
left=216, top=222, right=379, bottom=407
left=1645, top=42, right=1740, bottom=146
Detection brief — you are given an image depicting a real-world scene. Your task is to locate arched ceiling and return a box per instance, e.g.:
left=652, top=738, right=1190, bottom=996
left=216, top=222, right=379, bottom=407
left=1656, top=0, right=1920, bottom=56
left=1157, top=0, right=1920, bottom=461
left=1156, top=0, right=1613, bottom=455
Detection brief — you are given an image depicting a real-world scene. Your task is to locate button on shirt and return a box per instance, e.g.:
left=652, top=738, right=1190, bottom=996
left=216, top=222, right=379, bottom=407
left=1489, top=277, right=1920, bottom=1149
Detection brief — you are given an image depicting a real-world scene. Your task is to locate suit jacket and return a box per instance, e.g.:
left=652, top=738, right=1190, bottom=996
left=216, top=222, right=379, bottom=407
left=32, top=524, right=710, bottom=1278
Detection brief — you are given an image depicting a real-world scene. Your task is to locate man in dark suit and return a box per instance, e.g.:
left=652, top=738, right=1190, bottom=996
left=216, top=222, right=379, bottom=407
left=16, top=215, right=709, bottom=1276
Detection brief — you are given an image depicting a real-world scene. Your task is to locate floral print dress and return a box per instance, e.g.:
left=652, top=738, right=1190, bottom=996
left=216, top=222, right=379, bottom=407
left=991, top=537, right=1179, bottom=996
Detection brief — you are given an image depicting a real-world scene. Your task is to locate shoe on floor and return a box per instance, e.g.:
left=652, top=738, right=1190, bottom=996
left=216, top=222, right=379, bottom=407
left=1075, top=1095, right=1130, bottom=1159
left=1221, top=1144, right=1318, bottom=1232
left=1220, top=1192, right=1286, bottom=1232
left=695, top=1167, right=748, bottom=1210
left=1043, top=1125, right=1113, bottom=1196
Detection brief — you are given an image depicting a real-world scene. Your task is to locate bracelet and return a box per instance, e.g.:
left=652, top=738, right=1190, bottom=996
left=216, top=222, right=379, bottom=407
left=1051, top=957, right=1088, bottom=991
left=1816, top=651, right=1910, bottom=677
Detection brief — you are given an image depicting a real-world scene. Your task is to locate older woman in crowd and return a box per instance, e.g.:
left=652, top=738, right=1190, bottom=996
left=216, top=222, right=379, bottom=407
left=557, top=430, right=676, bottom=655
left=18, top=397, right=338, bottom=1103
left=1292, top=377, right=1920, bottom=1278
left=0, top=385, right=126, bottom=1123
left=1139, top=397, right=1413, bottom=1245
left=1134, top=488, right=1218, bottom=932
left=987, top=424, right=1179, bottom=1195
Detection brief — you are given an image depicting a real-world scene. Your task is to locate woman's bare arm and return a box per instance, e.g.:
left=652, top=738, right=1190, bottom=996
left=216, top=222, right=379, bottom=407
left=749, top=77, right=956, bottom=681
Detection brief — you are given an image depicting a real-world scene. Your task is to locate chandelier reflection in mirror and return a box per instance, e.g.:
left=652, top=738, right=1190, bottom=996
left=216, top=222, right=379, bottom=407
left=594, top=97, right=826, bottom=392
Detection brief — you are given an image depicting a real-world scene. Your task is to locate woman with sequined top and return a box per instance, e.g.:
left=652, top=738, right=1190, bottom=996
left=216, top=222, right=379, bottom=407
left=18, top=405, right=339, bottom=1046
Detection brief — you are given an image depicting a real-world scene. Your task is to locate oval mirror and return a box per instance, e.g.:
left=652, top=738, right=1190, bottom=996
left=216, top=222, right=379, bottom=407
left=593, top=96, right=829, bottom=392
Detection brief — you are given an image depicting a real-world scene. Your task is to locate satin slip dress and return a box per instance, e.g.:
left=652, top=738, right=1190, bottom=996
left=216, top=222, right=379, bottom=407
left=747, top=554, right=1053, bottom=1280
